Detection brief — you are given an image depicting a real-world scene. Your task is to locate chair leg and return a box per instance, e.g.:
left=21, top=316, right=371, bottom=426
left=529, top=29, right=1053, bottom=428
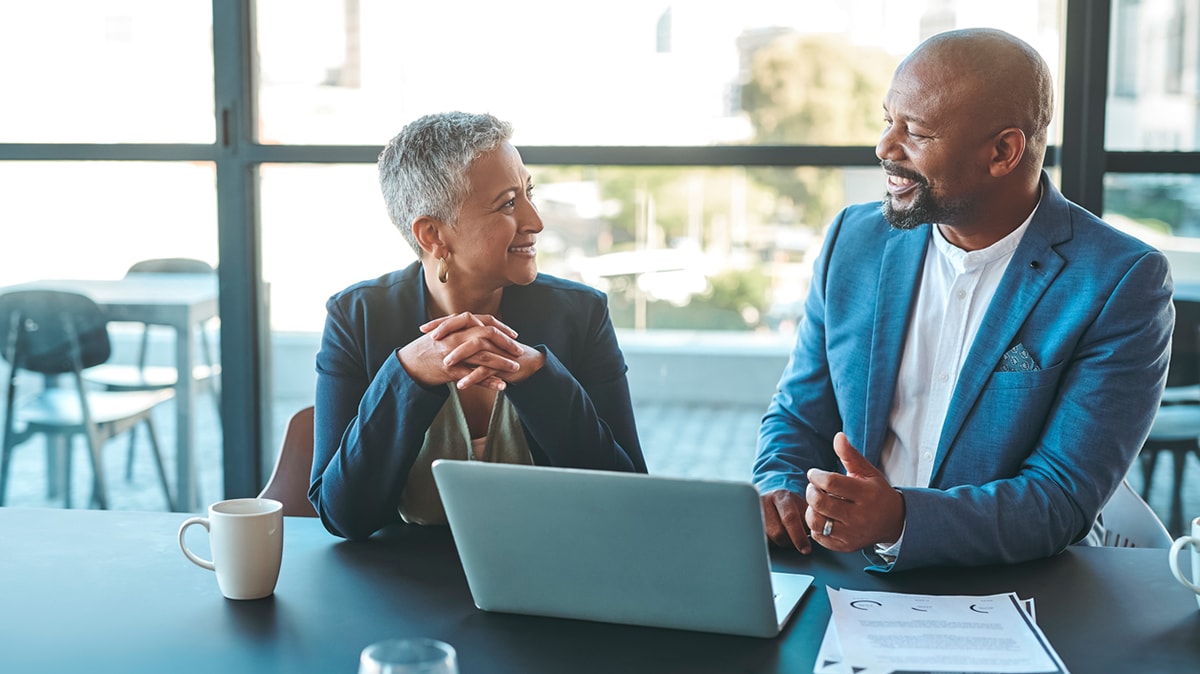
left=1, top=378, right=15, bottom=506
left=142, top=417, right=176, bottom=511
left=46, top=435, right=68, bottom=499
left=63, top=436, right=74, bottom=509
left=0, top=432, right=13, bottom=507
left=1140, top=450, right=1159, bottom=501
left=124, top=430, right=137, bottom=482
left=1169, top=448, right=1189, bottom=536
left=209, top=381, right=223, bottom=428
left=82, top=429, right=109, bottom=510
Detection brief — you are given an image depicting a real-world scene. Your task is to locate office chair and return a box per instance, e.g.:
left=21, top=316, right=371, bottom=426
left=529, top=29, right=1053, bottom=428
left=259, top=405, right=317, bottom=517
left=1138, top=298, right=1200, bottom=536
left=1100, top=478, right=1173, bottom=548
left=0, top=290, right=176, bottom=509
left=83, top=257, right=222, bottom=480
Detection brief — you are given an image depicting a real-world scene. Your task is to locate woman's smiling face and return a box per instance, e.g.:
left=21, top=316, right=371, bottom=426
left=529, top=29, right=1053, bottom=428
left=445, top=141, right=543, bottom=291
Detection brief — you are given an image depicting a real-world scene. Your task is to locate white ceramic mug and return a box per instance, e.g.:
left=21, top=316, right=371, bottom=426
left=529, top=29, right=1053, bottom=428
left=1169, top=515, right=1200, bottom=609
left=178, top=498, right=284, bottom=600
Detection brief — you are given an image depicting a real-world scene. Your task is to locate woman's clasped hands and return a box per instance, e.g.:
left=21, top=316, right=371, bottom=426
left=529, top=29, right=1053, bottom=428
left=399, top=312, right=544, bottom=391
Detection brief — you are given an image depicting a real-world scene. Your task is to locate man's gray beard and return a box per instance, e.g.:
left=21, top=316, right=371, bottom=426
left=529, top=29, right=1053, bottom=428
left=880, top=185, right=969, bottom=231
left=880, top=195, right=926, bottom=230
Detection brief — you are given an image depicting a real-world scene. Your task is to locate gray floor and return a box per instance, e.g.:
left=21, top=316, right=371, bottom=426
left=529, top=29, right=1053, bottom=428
left=4, top=393, right=1200, bottom=538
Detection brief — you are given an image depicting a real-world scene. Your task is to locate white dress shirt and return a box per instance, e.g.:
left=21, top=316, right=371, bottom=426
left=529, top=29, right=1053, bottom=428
left=874, top=201, right=1039, bottom=559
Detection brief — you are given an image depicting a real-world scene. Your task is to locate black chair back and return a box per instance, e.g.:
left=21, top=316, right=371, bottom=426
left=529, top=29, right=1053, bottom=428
left=0, top=290, right=111, bottom=375
left=1166, top=299, right=1200, bottom=389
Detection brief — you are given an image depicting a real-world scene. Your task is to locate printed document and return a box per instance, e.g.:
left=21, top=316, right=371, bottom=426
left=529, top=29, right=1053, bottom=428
left=815, top=588, right=1068, bottom=674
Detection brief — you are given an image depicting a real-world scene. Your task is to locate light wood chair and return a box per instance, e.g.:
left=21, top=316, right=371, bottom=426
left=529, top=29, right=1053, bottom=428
left=259, top=405, right=317, bottom=517
left=1100, top=478, right=1172, bottom=549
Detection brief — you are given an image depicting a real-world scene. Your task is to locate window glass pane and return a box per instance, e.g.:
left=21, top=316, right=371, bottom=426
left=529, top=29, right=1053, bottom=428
left=261, top=164, right=407, bottom=333
left=260, top=162, right=884, bottom=336
left=0, top=162, right=219, bottom=284
left=1106, top=0, right=1200, bottom=151
left=1104, top=173, right=1200, bottom=282
left=536, top=165, right=883, bottom=333
left=256, top=0, right=1063, bottom=148
left=0, top=162, right=221, bottom=510
left=0, top=1, right=214, bottom=143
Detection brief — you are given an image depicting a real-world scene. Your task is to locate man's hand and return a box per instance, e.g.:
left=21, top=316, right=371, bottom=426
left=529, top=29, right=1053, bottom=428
left=760, top=488, right=813, bottom=554
left=804, top=432, right=905, bottom=552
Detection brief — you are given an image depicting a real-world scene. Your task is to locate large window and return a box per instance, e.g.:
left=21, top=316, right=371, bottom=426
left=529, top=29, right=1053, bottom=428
left=3, top=0, right=1199, bottom=511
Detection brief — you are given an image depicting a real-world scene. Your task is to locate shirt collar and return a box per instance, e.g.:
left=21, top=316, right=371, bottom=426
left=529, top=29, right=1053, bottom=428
left=932, top=188, right=1042, bottom=273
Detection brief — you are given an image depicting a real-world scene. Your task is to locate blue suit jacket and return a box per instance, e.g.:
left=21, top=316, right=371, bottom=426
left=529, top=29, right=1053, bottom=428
left=754, top=174, right=1174, bottom=571
left=311, top=262, right=646, bottom=539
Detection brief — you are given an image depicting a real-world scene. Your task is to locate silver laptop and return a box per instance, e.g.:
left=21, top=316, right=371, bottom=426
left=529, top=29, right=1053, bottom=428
left=431, top=460, right=813, bottom=638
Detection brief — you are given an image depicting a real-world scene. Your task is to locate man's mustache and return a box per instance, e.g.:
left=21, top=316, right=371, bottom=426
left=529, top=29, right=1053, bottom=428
left=880, top=160, right=926, bottom=186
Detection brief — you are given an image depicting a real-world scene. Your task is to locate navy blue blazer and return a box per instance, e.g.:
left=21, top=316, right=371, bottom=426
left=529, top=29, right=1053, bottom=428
left=755, top=173, right=1174, bottom=571
left=311, top=262, right=646, bottom=539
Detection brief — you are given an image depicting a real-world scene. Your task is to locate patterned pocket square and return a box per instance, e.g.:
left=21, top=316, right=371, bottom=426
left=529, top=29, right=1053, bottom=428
left=999, top=343, right=1040, bottom=372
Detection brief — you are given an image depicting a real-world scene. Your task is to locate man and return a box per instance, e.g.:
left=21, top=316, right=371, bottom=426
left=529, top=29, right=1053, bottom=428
left=754, top=28, right=1174, bottom=572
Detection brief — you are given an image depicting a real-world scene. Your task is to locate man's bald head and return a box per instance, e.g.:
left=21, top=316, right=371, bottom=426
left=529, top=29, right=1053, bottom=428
left=902, top=28, right=1054, bottom=170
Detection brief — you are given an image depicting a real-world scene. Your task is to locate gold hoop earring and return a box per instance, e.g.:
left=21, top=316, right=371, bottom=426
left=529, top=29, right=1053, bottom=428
left=437, top=257, right=449, bottom=284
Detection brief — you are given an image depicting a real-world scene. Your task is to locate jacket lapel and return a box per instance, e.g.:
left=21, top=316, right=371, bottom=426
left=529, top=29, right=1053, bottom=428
left=930, top=175, right=1073, bottom=480
left=863, top=224, right=929, bottom=463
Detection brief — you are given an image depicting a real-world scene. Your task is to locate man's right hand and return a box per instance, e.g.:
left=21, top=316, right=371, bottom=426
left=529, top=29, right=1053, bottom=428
left=760, top=489, right=812, bottom=554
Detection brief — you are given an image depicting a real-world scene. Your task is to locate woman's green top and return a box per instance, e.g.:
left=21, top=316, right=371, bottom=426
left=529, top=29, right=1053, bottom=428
left=399, top=386, right=533, bottom=524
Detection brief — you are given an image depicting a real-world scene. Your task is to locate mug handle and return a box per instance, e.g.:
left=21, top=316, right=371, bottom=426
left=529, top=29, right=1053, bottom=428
left=178, top=517, right=216, bottom=571
left=1168, top=535, right=1200, bottom=593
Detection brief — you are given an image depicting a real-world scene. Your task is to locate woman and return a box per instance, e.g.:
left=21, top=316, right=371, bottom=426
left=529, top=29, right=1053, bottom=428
left=310, top=112, right=647, bottom=540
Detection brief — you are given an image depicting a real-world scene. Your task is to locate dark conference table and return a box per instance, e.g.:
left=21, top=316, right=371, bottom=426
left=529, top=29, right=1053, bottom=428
left=1, top=507, right=1198, bottom=673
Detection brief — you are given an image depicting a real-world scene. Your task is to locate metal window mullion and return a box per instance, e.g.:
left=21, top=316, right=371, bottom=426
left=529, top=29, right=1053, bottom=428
left=212, top=0, right=270, bottom=500
left=1060, top=0, right=1111, bottom=215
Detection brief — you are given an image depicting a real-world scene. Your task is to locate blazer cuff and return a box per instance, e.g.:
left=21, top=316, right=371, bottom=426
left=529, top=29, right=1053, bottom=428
left=754, top=473, right=808, bottom=497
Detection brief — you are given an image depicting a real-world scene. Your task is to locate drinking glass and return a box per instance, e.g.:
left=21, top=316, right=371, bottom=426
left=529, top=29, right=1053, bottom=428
left=358, top=637, right=458, bottom=674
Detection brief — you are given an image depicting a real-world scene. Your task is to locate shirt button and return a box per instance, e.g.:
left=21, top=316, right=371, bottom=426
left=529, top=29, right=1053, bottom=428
left=938, top=373, right=949, bottom=382
left=957, top=290, right=966, bottom=300
left=923, top=452, right=933, bottom=461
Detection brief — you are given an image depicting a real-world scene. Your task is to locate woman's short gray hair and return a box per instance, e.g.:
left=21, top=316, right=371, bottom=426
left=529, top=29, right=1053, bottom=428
left=378, top=111, right=515, bottom=256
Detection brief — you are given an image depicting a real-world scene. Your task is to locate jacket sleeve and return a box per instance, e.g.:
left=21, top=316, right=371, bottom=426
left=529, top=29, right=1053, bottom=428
left=503, top=298, right=647, bottom=474
left=753, top=212, right=847, bottom=497
left=308, top=297, right=447, bottom=540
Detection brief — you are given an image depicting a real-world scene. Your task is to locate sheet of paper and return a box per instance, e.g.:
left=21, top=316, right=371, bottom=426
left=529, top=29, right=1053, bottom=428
left=814, top=618, right=886, bottom=674
left=814, top=595, right=1043, bottom=674
left=821, top=588, right=1068, bottom=674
